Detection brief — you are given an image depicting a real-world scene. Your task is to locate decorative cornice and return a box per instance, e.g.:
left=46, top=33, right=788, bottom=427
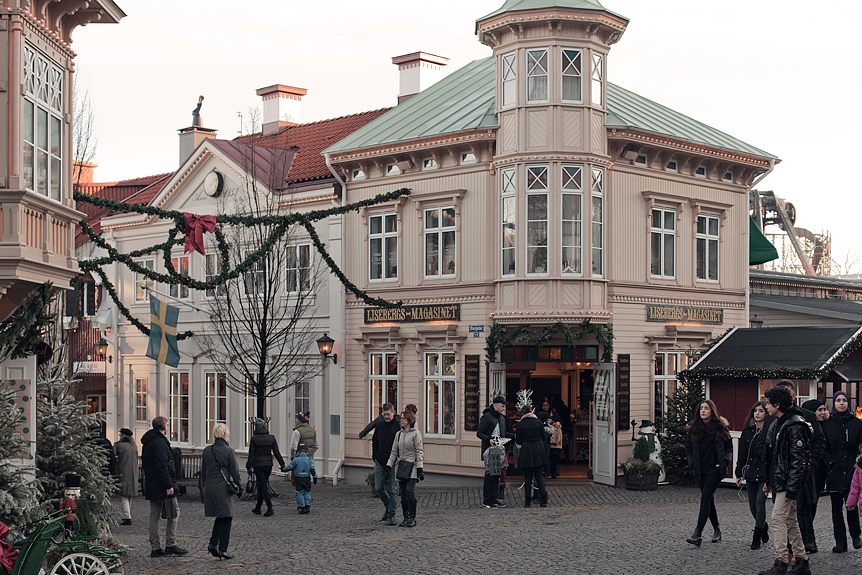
left=490, top=309, right=612, bottom=324
left=329, top=129, right=496, bottom=163
left=477, top=10, right=627, bottom=42
left=611, top=294, right=744, bottom=309
left=347, top=293, right=493, bottom=308
left=609, top=128, right=771, bottom=167
left=494, top=154, right=612, bottom=168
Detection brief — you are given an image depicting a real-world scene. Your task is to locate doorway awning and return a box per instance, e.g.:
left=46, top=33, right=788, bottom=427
left=749, top=216, right=779, bottom=265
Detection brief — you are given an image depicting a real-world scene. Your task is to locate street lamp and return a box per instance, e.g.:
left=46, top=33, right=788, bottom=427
left=749, top=314, right=764, bottom=329
left=316, top=333, right=337, bottom=365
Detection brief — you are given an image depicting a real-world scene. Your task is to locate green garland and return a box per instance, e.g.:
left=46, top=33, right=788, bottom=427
left=678, top=327, right=862, bottom=383
left=0, top=282, right=55, bottom=359
left=484, top=320, right=614, bottom=363
left=74, top=188, right=411, bottom=339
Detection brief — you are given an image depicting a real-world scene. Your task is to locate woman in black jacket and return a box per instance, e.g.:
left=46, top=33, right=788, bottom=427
left=801, top=399, right=829, bottom=534
left=246, top=418, right=285, bottom=517
left=735, top=400, right=769, bottom=549
left=822, top=391, right=862, bottom=552
left=516, top=404, right=550, bottom=507
left=685, top=399, right=733, bottom=547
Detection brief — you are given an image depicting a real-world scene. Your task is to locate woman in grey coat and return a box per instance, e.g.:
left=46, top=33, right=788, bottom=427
left=114, top=428, right=138, bottom=525
left=386, top=408, right=424, bottom=527
left=201, top=423, right=243, bottom=560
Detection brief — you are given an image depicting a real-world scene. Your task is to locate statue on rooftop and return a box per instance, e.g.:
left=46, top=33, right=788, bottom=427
left=192, top=96, right=204, bottom=127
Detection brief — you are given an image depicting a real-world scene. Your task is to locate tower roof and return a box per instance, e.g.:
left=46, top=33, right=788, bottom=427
left=477, top=0, right=628, bottom=26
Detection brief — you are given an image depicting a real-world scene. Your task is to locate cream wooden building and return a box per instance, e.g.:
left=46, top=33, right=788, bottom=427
left=324, top=0, right=778, bottom=483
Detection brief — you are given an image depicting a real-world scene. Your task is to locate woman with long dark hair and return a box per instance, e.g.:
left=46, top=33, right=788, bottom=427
left=735, top=400, right=769, bottom=549
left=822, top=390, right=862, bottom=552
left=685, top=399, right=733, bottom=546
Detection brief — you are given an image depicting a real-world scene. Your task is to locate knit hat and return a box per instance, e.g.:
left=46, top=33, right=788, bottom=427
left=831, top=391, right=850, bottom=416
left=800, top=399, right=824, bottom=414
left=119, top=428, right=133, bottom=437
left=296, top=411, right=309, bottom=424
left=254, top=418, right=268, bottom=432
left=492, top=395, right=506, bottom=405
left=297, top=443, right=308, bottom=453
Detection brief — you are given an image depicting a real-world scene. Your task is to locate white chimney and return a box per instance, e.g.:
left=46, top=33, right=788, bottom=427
left=392, top=52, right=449, bottom=104
left=256, top=85, right=307, bottom=135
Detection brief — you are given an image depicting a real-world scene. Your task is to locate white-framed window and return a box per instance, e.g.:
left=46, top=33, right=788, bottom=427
left=591, top=167, right=604, bottom=276
left=654, top=351, right=691, bottom=423
left=527, top=48, right=549, bottom=103
left=526, top=165, right=549, bottom=275
left=169, top=371, right=189, bottom=443
left=294, top=380, right=310, bottom=420
left=423, top=158, right=438, bottom=170
left=135, top=259, right=154, bottom=301
left=80, top=280, right=98, bottom=317
left=501, top=52, right=516, bottom=107
left=243, top=251, right=266, bottom=296
left=650, top=207, right=676, bottom=279
left=286, top=243, right=312, bottom=293
left=424, top=351, right=456, bottom=437
left=386, top=164, right=401, bottom=176
left=205, top=372, right=227, bottom=444
left=204, top=252, right=226, bottom=298
left=460, top=152, right=476, bottom=165
left=635, top=154, right=647, bottom=166
left=666, top=160, right=678, bottom=172
left=352, top=169, right=366, bottom=181
left=697, top=214, right=720, bottom=282
left=695, top=164, right=706, bottom=178
left=23, top=43, right=63, bottom=201
left=591, top=53, right=604, bottom=107
left=169, top=255, right=190, bottom=299
left=562, top=48, right=583, bottom=103
left=369, top=213, right=398, bottom=281
left=135, top=378, right=147, bottom=422
left=501, top=168, right=516, bottom=276
left=424, top=206, right=456, bottom=278
left=369, top=352, right=398, bottom=420
left=561, top=165, right=583, bottom=275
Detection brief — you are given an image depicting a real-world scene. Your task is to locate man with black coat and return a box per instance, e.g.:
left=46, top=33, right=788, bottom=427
left=359, top=403, right=401, bottom=525
left=759, top=386, right=813, bottom=575
left=141, top=416, right=187, bottom=558
left=477, top=395, right=513, bottom=508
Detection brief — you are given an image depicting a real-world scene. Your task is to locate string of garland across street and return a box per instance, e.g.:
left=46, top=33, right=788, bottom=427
left=74, top=188, right=411, bottom=340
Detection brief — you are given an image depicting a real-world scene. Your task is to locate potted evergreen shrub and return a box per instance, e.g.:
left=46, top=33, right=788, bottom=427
left=620, top=436, right=662, bottom=491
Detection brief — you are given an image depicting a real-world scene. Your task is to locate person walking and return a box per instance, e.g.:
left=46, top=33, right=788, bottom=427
left=736, top=401, right=770, bottom=549
left=246, top=418, right=285, bottom=517
left=515, top=402, right=549, bottom=508
left=282, top=443, right=317, bottom=514
left=801, top=398, right=829, bottom=553
left=758, top=386, right=812, bottom=575
left=358, top=403, right=401, bottom=525
left=685, top=399, right=733, bottom=546
left=201, top=424, right=242, bottom=560
left=386, top=408, right=423, bottom=527
left=290, top=411, right=317, bottom=459
left=540, top=398, right=563, bottom=478
left=822, top=390, right=862, bottom=552
left=477, top=396, right=511, bottom=508
left=114, top=428, right=138, bottom=526
left=141, top=416, right=188, bottom=558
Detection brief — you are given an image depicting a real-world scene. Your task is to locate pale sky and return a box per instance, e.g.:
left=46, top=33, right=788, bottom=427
left=72, top=0, right=861, bottom=267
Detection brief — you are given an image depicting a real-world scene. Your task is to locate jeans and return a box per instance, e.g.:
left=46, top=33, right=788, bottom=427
left=746, top=480, right=768, bottom=528
left=773, top=491, right=806, bottom=561
left=696, top=472, right=721, bottom=531
left=295, top=489, right=312, bottom=507
left=483, top=474, right=500, bottom=505
left=209, top=517, right=232, bottom=553
left=148, top=499, right=178, bottom=551
left=796, top=474, right=817, bottom=544
left=374, top=461, right=399, bottom=517
left=253, top=466, right=272, bottom=511
left=399, top=478, right=417, bottom=503
left=831, top=491, right=861, bottom=547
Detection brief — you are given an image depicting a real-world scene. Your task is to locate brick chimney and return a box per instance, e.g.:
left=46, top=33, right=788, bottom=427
left=256, top=85, right=307, bottom=135
left=392, top=52, right=449, bottom=104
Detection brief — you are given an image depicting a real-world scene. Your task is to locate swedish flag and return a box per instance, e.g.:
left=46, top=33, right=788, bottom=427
left=146, top=296, right=180, bottom=367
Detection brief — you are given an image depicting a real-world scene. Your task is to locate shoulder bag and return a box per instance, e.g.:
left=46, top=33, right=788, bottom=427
left=209, top=446, right=241, bottom=497
left=394, top=431, right=415, bottom=481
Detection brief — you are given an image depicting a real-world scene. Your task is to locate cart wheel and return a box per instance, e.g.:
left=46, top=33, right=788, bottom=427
left=50, top=553, right=110, bottom=575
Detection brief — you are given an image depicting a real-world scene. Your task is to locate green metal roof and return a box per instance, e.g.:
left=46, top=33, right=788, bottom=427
left=325, top=56, right=776, bottom=161
left=477, top=0, right=625, bottom=24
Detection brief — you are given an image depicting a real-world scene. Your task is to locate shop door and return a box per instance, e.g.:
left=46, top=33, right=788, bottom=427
left=592, top=363, right=616, bottom=486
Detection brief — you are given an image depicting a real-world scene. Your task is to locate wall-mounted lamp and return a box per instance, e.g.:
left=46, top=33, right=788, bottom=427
left=749, top=314, right=764, bottom=329
left=316, top=333, right=337, bottom=365
left=95, top=338, right=112, bottom=363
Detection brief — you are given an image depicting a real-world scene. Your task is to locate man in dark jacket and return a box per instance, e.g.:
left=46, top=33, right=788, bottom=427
left=759, top=386, right=812, bottom=575
left=477, top=396, right=512, bottom=509
left=141, top=416, right=187, bottom=558
left=359, top=403, right=401, bottom=524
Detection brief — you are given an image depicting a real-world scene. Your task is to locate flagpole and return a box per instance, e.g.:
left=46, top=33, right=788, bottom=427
left=146, top=287, right=210, bottom=314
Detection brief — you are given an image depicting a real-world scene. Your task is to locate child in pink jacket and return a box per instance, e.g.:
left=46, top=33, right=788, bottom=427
left=847, top=452, right=862, bottom=518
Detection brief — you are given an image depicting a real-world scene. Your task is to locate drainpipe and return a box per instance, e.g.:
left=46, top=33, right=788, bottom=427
left=324, top=152, right=346, bottom=485
left=745, top=159, right=775, bottom=327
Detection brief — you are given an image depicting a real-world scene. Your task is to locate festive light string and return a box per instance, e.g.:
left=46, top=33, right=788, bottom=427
left=74, top=188, right=411, bottom=339
left=484, top=320, right=614, bottom=363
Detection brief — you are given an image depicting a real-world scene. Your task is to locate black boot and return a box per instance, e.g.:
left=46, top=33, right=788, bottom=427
left=405, top=501, right=416, bottom=527
left=804, top=531, right=818, bottom=554
left=711, top=526, right=722, bottom=543
left=539, top=492, right=548, bottom=507
left=751, top=528, right=762, bottom=550
left=524, top=483, right=532, bottom=507
left=399, top=499, right=409, bottom=527
left=762, top=522, right=769, bottom=543
left=686, top=528, right=703, bottom=547
left=497, top=484, right=506, bottom=505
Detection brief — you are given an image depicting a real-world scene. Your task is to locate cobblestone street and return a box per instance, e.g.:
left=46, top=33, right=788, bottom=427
left=114, top=478, right=860, bottom=575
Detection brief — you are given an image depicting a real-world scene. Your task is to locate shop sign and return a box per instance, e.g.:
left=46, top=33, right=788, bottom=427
left=617, top=354, right=630, bottom=431
left=464, top=355, right=480, bottom=432
left=364, top=304, right=460, bottom=324
left=469, top=325, right=484, bottom=338
left=74, top=361, right=106, bottom=374
left=645, top=304, right=723, bottom=325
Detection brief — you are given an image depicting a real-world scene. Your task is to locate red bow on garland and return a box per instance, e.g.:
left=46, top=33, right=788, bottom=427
left=183, top=213, right=217, bottom=255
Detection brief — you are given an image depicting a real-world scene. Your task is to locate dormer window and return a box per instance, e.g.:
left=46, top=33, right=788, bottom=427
left=386, top=164, right=401, bottom=176
left=461, top=153, right=476, bottom=165
left=352, top=169, right=366, bottom=181
left=501, top=53, right=516, bottom=108
left=527, top=49, right=549, bottom=103
left=666, top=160, right=678, bottom=172
left=423, top=158, right=438, bottom=170
left=561, top=49, right=582, bottom=103
left=591, top=53, right=604, bottom=107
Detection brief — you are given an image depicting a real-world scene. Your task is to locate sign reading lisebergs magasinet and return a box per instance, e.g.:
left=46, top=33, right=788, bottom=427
left=364, top=304, right=461, bottom=324
left=646, top=304, right=723, bottom=325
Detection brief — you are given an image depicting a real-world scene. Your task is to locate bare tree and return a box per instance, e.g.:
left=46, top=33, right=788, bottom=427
left=832, top=248, right=862, bottom=277
left=72, top=77, right=98, bottom=191
left=196, top=112, right=326, bottom=420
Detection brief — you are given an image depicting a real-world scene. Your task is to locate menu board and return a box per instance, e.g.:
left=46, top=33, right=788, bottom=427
left=617, top=355, right=631, bottom=431
left=464, top=355, right=480, bottom=431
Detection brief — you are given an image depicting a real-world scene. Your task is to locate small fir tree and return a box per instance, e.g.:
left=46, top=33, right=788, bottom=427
left=657, top=378, right=705, bottom=486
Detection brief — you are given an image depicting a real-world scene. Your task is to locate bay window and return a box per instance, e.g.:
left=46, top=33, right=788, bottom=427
left=501, top=168, right=516, bottom=276
left=526, top=165, right=549, bottom=275
left=561, top=165, right=583, bottom=275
